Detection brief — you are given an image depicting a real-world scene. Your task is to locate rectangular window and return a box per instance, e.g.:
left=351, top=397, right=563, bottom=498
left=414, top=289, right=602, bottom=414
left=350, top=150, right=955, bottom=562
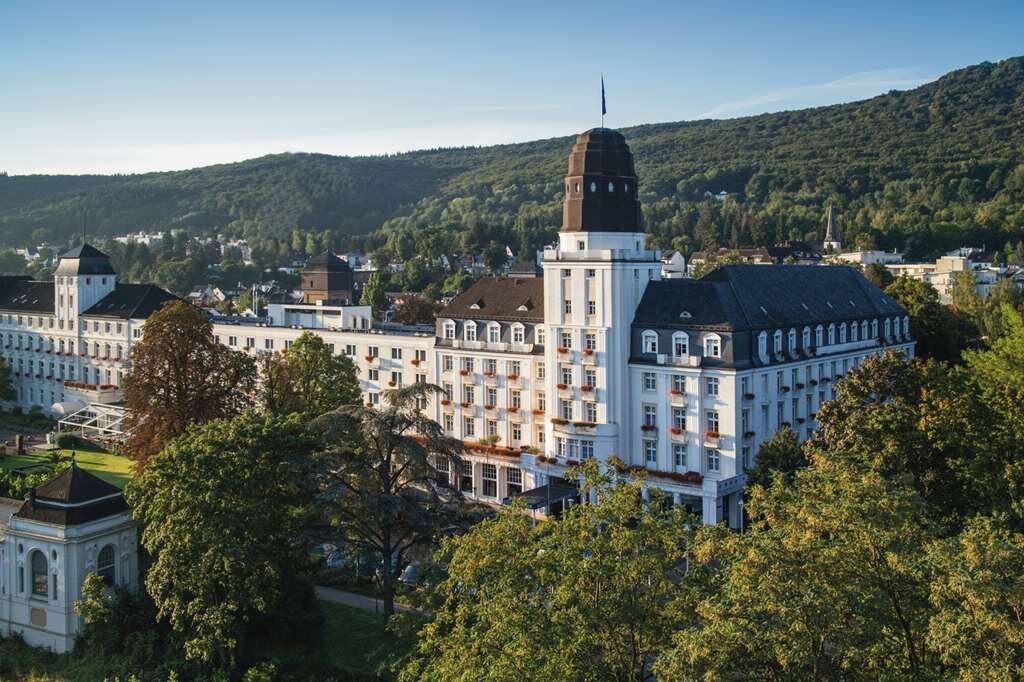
left=486, top=419, right=498, bottom=437
left=560, top=400, right=573, bottom=421
left=512, top=422, right=522, bottom=441
left=537, top=392, right=546, bottom=412
left=512, top=326, right=524, bottom=344
left=443, top=414, right=454, bottom=432
left=463, top=385, right=474, bottom=404
left=560, top=332, right=572, bottom=349
left=584, top=401, right=597, bottom=423
left=509, top=360, right=521, bottom=377
left=368, top=369, right=379, bottom=381
left=673, top=443, right=686, bottom=468
left=742, top=446, right=752, bottom=471
left=643, top=372, right=656, bottom=391
left=346, top=344, right=357, bottom=356
left=511, top=390, right=522, bottom=409
left=706, top=377, right=719, bottom=396
left=584, top=368, right=596, bottom=387
left=507, top=467, right=523, bottom=495
left=368, top=346, right=379, bottom=358
left=459, top=461, right=474, bottom=493
left=482, top=464, right=497, bottom=497
left=563, top=300, right=572, bottom=314
left=581, top=440, right=594, bottom=460
left=644, top=439, right=657, bottom=463
left=484, top=358, right=497, bottom=375
left=463, top=417, right=475, bottom=438
left=536, top=363, right=546, bottom=380
left=486, top=387, right=497, bottom=407
left=442, top=355, right=453, bottom=372
left=585, top=333, right=596, bottom=350
left=391, top=371, right=402, bottom=387
left=706, top=410, right=720, bottom=433
left=587, top=300, right=597, bottom=316
left=672, top=407, right=686, bottom=430
left=560, top=366, right=573, bottom=386
left=391, top=347, right=402, bottom=359
left=706, top=448, right=720, bottom=472
left=672, top=375, right=685, bottom=393
left=741, top=408, right=750, bottom=433
left=643, top=404, right=657, bottom=426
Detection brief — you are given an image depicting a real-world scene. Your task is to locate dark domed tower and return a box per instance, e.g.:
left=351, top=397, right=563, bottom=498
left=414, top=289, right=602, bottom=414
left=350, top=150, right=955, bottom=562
left=541, top=127, right=660, bottom=472
left=562, top=128, right=643, bottom=233
left=301, top=251, right=354, bottom=305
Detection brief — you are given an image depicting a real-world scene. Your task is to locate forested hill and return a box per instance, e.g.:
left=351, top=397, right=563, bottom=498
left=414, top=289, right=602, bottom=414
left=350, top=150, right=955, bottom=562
left=2, top=56, right=1023, bottom=261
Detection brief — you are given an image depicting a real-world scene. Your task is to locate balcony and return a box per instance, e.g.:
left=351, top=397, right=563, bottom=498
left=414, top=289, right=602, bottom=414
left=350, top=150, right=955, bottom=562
left=669, top=390, right=687, bottom=406
left=581, top=350, right=597, bottom=365
left=669, top=427, right=685, bottom=439
left=62, top=380, right=122, bottom=405
left=703, top=430, right=721, bottom=447
left=640, top=423, right=658, bottom=434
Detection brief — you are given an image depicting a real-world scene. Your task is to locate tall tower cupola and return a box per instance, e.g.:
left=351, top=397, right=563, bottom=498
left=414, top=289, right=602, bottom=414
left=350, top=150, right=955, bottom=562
left=562, top=128, right=642, bottom=234
left=53, top=243, right=117, bottom=324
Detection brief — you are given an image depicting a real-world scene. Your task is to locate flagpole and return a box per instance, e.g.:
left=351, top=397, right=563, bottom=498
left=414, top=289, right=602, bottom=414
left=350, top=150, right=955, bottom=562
left=601, top=74, right=605, bottom=128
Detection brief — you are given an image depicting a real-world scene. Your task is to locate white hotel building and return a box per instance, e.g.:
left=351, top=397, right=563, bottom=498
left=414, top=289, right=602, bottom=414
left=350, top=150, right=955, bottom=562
left=1, top=128, right=913, bottom=527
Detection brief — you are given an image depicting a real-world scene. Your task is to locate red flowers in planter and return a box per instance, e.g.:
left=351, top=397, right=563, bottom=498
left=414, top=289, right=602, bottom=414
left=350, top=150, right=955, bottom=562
left=508, top=374, right=520, bottom=381
left=641, top=424, right=657, bottom=432
left=531, top=409, right=545, bottom=416
left=704, top=430, right=720, bottom=439
left=669, top=427, right=683, bottom=435
left=440, top=399, right=452, bottom=406
left=557, top=347, right=569, bottom=355
left=460, top=402, right=471, bottom=408
left=483, top=371, right=495, bottom=377
left=364, top=355, right=375, bottom=362
left=670, top=389, right=683, bottom=396
left=551, top=417, right=569, bottom=426
left=508, top=406, right=519, bottom=413
left=459, top=369, right=470, bottom=376
left=410, top=358, right=421, bottom=366
left=556, top=383, right=568, bottom=390
left=581, top=385, right=594, bottom=393
left=582, top=348, right=594, bottom=356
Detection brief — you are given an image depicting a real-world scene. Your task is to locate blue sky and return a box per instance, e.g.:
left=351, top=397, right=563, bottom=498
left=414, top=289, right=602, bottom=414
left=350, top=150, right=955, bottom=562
left=2, top=0, right=1022, bottom=174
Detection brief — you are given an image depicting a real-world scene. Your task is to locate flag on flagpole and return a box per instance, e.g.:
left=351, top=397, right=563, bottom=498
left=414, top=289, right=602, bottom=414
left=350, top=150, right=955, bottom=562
left=601, top=75, right=607, bottom=117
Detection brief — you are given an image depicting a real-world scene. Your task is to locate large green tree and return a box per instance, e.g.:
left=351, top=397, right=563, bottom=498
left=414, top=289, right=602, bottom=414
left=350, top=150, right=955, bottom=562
left=309, top=383, right=465, bottom=615
left=0, top=356, right=14, bottom=402
left=127, top=412, right=318, bottom=670
left=123, top=300, right=257, bottom=464
left=885, top=275, right=975, bottom=362
left=263, top=331, right=360, bottom=418
left=658, top=455, right=938, bottom=680
left=746, top=425, right=805, bottom=490
left=402, top=462, right=691, bottom=681
left=964, top=303, right=1024, bottom=395
left=360, top=271, right=387, bottom=319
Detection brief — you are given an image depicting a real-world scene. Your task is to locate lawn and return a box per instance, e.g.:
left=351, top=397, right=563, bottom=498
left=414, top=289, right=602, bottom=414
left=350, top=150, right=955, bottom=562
left=0, top=448, right=133, bottom=489
left=318, top=601, right=421, bottom=680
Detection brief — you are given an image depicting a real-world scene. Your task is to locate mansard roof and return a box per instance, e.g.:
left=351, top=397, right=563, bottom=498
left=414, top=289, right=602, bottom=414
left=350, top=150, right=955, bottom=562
left=15, top=460, right=129, bottom=526
left=633, top=265, right=906, bottom=331
left=0, top=277, right=54, bottom=313
left=55, top=243, right=116, bottom=276
left=82, top=283, right=178, bottom=319
left=440, top=276, right=545, bottom=323
left=303, top=250, right=352, bottom=272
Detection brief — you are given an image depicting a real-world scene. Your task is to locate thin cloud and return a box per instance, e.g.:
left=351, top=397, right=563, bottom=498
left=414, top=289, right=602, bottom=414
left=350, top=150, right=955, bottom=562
left=699, top=68, right=937, bottom=119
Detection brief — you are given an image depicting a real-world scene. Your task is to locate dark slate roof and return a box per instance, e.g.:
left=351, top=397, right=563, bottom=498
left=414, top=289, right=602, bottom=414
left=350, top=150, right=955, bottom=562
left=303, top=250, right=352, bottom=271
left=440, top=276, right=545, bottom=322
left=55, top=243, right=116, bottom=275
left=82, top=284, right=178, bottom=319
left=634, top=265, right=905, bottom=331
left=15, top=462, right=129, bottom=526
left=0, top=277, right=54, bottom=313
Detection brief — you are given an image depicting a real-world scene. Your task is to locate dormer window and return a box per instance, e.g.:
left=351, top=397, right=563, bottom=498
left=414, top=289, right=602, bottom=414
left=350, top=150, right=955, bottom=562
left=608, top=181, right=614, bottom=192
left=487, top=323, right=500, bottom=344
left=828, top=324, right=836, bottom=345
left=642, top=330, right=658, bottom=354
left=672, top=332, right=688, bottom=358
left=512, top=324, right=525, bottom=344
left=788, top=329, right=796, bottom=352
left=839, top=323, right=847, bottom=344
left=758, top=331, right=768, bottom=358
left=773, top=330, right=782, bottom=354
left=704, top=334, right=721, bottom=358
left=464, top=322, right=477, bottom=342
left=802, top=327, right=811, bottom=348
left=590, top=182, right=597, bottom=192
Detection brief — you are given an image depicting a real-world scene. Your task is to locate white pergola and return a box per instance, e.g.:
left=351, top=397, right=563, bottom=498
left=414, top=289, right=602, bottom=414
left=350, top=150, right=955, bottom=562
left=57, top=402, right=131, bottom=448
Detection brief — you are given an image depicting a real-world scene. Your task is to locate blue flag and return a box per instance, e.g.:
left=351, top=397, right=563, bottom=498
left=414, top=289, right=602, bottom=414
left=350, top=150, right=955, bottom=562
left=601, top=76, right=607, bottom=117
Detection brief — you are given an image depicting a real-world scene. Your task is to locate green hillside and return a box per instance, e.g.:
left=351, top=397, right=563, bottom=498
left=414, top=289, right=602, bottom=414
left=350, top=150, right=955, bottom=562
left=2, top=56, right=1023, bottom=262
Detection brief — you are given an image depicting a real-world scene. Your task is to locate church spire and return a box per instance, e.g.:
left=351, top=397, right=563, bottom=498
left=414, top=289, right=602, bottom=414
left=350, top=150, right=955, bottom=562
left=823, top=204, right=841, bottom=251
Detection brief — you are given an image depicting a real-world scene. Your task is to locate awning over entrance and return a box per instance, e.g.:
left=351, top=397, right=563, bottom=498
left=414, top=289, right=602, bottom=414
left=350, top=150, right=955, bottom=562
left=506, top=479, right=580, bottom=510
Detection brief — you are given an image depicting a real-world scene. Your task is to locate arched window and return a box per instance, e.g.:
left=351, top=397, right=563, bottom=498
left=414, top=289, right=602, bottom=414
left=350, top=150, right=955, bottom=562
left=31, top=550, right=47, bottom=598
left=827, top=324, right=836, bottom=345
left=511, top=324, right=525, bottom=345
left=884, top=318, right=891, bottom=338
left=608, top=181, right=615, bottom=192
left=464, top=322, right=477, bottom=342
left=802, top=327, right=811, bottom=348
left=641, top=330, right=658, bottom=354
left=97, top=545, right=116, bottom=587
left=787, top=329, right=797, bottom=352
left=672, top=332, right=689, bottom=358
left=871, top=319, right=879, bottom=338
left=442, top=320, right=455, bottom=340
left=772, top=330, right=782, bottom=354
left=893, top=316, right=901, bottom=339
left=903, top=316, right=910, bottom=337
left=758, top=331, right=768, bottom=358
left=839, top=323, right=847, bottom=344
left=590, top=182, right=597, bottom=192
left=704, top=334, right=721, bottom=358
left=861, top=320, right=868, bottom=340
left=487, top=323, right=501, bottom=344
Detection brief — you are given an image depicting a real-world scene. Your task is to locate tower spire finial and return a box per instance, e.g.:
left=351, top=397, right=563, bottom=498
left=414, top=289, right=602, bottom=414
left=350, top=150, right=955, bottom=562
left=601, top=75, right=607, bottom=129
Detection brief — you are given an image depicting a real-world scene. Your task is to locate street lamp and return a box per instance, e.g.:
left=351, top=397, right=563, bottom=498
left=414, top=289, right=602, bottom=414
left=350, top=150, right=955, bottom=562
left=738, top=499, right=745, bottom=534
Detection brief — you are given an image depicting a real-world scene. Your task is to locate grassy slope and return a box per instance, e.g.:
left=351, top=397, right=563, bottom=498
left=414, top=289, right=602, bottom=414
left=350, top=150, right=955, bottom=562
left=0, top=448, right=133, bottom=489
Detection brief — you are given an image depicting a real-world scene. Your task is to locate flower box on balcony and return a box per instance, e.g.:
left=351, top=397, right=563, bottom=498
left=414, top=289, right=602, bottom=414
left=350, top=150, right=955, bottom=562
left=508, top=374, right=520, bottom=381
left=483, top=371, right=495, bottom=377
left=780, top=421, right=791, bottom=428
left=780, top=385, right=791, bottom=393
left=573, top=421, right=596, bottom=429
left=556, top=347, right=569, bottom=355
left=704, top=430, right=720, bottom=439
left=461, top=402, right=473, bottom=409
left=551, top=418, right=569, bottom=426
left=566, top=458, right=579, bottom=466
left=809, top=379, right=818, bottom=386
left=582, top=348, right=594, bottom=356
left=508, top=406, right=519, bottom=413
left=440, top=399, right=452, bottom=406
left=670, top=389, right=683, bottom=396
left=742, top=392, right=756, bottom=400
left=531, top=408, right=544, bottom=416
left=365, top=402, right=374, bottom=408
left=410, top=359, right=421, bottom=366
left=364, top=355, right=375, bottom=362
left=387, top=381, right=397, bottom=387
left=796, top=417, right=806, bottom=424
left=795, top=382, right=805, bottom=389
left=822, top=377, right=831, bottom=383
left=641, top=424, right=657, bottom=432
left=484, top=404, right=495, bottom=411
left=459, top=369, right=470, bottom=376
left=669, top=427, right=683, bottom=435
left=580, top=385, right=594, bottom=393
left=556, top=383, right=568, bottom=390
left=743, top=431, right=756, bottom=439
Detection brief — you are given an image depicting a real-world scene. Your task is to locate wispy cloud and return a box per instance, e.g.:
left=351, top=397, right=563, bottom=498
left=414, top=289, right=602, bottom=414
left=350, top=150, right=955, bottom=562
left=698, top=68, right=937, bottom=119
left=454, top=104, right=561, bottom=113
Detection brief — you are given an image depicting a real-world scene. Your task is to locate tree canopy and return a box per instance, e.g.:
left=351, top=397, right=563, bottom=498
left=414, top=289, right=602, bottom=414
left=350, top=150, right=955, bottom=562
left=263, top=330, right=361, bottom=418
